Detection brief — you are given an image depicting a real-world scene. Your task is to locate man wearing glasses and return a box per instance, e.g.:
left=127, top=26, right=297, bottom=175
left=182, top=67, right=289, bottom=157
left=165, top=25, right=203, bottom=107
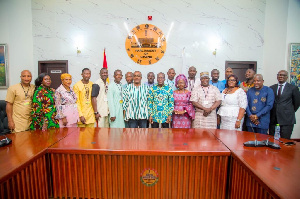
left=269, top=70, right=300, bottom=139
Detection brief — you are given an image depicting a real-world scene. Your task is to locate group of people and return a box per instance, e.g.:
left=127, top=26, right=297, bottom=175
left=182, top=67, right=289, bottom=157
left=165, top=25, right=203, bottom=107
left=5, top=66, right=300, bottom=139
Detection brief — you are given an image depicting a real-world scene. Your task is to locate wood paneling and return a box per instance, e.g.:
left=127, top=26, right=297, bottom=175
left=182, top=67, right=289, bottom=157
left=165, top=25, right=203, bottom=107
left=0, top=128, right=75, bottom=182
left=210, top=129, right=300, bottom=199
left=228, top=157, right=277, bottom=199
left=0, top=155, right=48, bottom=199
left=50, top=153, right=228, bottom=199
left=1, top=128, right=298, bottom=199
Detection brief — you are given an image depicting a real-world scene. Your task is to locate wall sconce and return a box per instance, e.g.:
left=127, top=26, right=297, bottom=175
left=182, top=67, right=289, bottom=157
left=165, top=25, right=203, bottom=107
left=77, top=47, right=81, bottom=54
left=213, top=49, right=217, bottom=56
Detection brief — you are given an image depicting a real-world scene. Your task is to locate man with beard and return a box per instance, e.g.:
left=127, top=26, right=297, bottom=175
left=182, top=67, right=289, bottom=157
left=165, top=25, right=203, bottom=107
left=246, top=74, right=274, bottom=134
left=144, top=72, right=155, bottom=87
left=187, top=66, right=197, bottom=91
left=92, top=68, right=110, bottom=127
left=6, top=70, right=35, bottom=132
left=209, top=69, right=225, bottom=93
left=240, top=69, right=256, bottom=92
left=191, top=72, right=222, bottom=129
left=74, top=68, right=95, bottom=127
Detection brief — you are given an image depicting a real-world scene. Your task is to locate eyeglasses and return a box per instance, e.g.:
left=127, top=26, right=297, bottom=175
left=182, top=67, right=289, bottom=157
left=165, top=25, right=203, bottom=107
left=228, top=79, right=236, bottom=82
left=277, top=74, right=287, bottom=77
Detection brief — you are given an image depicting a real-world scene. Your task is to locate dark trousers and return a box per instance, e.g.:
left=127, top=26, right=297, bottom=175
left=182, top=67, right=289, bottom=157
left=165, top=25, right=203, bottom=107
left=247, top=126, right=268, bottom=135
left=151, top=122, right=169, bottom=128
left=269, top=124, right=294, bottom=139
left=125, top=121, right=129, bottom=128
left=128, top=119, right=148, bottom=128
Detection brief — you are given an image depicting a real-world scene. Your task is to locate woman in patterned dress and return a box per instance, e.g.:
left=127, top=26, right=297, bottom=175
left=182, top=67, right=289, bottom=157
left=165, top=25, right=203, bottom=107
left=55, top=73, right=79, bottom=128
left=172, top=74, right=195, bottom=128
left=30, top=73, right=59, bottom=131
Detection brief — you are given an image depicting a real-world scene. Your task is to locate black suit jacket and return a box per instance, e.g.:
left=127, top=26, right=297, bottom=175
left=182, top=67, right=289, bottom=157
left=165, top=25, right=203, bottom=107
left=270, top=83, right=300, bottom=125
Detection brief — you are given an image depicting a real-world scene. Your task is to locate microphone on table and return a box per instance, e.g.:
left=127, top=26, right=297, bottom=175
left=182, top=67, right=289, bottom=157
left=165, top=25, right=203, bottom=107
left=243, top=122, right=280, bottom=149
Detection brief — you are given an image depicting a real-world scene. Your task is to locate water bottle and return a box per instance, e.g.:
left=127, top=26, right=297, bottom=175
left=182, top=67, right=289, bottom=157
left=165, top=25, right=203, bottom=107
left=274, top=124, right=280, bottom=140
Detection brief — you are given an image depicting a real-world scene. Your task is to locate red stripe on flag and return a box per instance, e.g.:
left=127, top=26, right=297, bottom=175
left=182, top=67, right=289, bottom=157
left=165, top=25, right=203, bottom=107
left=103, top=49, right=107, bottom=69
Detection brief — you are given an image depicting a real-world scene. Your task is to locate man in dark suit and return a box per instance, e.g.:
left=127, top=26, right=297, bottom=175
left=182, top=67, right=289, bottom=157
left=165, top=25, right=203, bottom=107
left=269, top=70, right=300, bottom=139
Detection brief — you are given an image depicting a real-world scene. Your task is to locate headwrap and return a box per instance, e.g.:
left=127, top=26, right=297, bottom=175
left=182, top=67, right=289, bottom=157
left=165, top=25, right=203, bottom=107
left=175, top=74, right=188, bottom=88
left=61, top=73, right=72, bottom=80
left=200, top=72, right=209, bottom=78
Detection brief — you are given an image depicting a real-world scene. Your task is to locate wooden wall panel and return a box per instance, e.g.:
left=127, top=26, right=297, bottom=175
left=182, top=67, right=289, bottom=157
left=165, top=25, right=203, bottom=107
left=228, top=157, right=278, bottom=199
left=50, top=154, right=228, bottom=199
left=0, top=155, right=48, bottom=199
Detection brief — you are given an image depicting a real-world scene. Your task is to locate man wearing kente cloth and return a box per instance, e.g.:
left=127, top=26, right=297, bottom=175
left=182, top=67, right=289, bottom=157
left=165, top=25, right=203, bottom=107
left=5, top=70, right=35, bottom=132
left=73, top=68, right=95, bottom=127
left=246, top=74, right=274, bottom=134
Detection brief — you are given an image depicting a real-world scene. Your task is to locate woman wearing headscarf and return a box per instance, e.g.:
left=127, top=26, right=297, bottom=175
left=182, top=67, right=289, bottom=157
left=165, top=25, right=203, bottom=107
left=172, top=74, right=195, bottom=128
left=55, top=73, right=79, bottom=127
left=30, top=73, right=59, bottom=131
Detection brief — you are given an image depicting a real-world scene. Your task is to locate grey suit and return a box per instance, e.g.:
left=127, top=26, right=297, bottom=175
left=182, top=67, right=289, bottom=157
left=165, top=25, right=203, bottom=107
left=269, top=83, right=300, bottom=139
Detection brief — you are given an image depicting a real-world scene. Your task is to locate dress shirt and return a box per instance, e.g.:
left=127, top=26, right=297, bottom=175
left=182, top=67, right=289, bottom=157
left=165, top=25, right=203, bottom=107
left=276, top=82, right=287, bottom=96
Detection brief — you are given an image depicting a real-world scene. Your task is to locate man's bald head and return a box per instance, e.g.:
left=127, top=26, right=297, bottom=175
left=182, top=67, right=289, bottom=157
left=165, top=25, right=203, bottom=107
left=20, top=70, right=32, bottom=86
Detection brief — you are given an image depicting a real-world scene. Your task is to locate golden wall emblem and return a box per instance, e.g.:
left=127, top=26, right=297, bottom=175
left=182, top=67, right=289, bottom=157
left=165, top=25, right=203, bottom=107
left=125, top=24, right=167, bottom=65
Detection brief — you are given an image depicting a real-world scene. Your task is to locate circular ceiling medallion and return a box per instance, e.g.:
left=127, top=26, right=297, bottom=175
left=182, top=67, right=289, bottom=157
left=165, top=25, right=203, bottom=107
left=125, top=24, right=167, bottom=65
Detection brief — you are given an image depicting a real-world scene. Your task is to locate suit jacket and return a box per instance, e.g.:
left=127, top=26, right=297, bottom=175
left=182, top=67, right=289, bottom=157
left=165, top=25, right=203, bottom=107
left=270, top=83, right=300, bottom=125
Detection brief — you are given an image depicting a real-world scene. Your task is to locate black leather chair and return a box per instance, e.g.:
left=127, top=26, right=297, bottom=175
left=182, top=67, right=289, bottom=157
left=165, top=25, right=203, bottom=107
left=0, top=100, right=10, bottom=135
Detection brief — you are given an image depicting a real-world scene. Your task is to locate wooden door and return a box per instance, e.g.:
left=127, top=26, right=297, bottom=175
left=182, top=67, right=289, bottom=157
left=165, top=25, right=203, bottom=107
left=38, top=60, right=68, bottom=89
left=225, top=61, right=257, bottom=82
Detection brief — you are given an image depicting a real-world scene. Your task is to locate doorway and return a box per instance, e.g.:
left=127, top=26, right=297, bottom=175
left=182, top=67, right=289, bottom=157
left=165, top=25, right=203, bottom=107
left=225, top=61, right=257, bottom=82
left=38, top=60, right=68, bottom=89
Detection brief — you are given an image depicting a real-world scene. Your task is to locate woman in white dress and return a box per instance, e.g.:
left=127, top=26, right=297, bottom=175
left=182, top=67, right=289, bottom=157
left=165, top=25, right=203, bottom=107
left=218, top=75, right=248, bottom=131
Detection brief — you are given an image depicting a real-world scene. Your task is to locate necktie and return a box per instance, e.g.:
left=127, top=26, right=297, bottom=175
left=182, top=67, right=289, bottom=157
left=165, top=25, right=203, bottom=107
left=278, top=84, right=282, bottom=98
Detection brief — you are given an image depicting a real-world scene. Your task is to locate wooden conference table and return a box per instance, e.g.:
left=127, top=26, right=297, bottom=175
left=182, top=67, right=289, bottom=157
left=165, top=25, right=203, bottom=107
left=0, top=128, right=299, bottom=199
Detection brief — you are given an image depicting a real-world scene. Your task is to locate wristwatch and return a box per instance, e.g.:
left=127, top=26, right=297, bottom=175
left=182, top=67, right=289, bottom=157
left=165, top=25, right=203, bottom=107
left=236, top=119, right=241, bottom=122
left=94, top=112, right=99, bottom=115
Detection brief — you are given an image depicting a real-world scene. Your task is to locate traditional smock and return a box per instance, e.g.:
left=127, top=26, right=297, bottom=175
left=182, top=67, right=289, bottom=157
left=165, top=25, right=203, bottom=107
left=123, top=83, right=148, bottom=120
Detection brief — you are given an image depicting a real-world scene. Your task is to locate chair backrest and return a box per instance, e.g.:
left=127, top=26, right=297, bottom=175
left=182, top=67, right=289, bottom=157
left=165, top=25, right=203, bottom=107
left=0, top=100, right=9, bottom=134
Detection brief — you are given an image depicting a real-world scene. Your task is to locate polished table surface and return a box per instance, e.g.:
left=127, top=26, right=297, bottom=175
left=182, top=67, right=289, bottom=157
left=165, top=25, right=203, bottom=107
left=1, top=128, right=299, bottom=199
left=48, top=128, right=231, bottom=156
left=0, top=128, right=75, bottom=182
left=210, top=129, right=300, bottom=199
